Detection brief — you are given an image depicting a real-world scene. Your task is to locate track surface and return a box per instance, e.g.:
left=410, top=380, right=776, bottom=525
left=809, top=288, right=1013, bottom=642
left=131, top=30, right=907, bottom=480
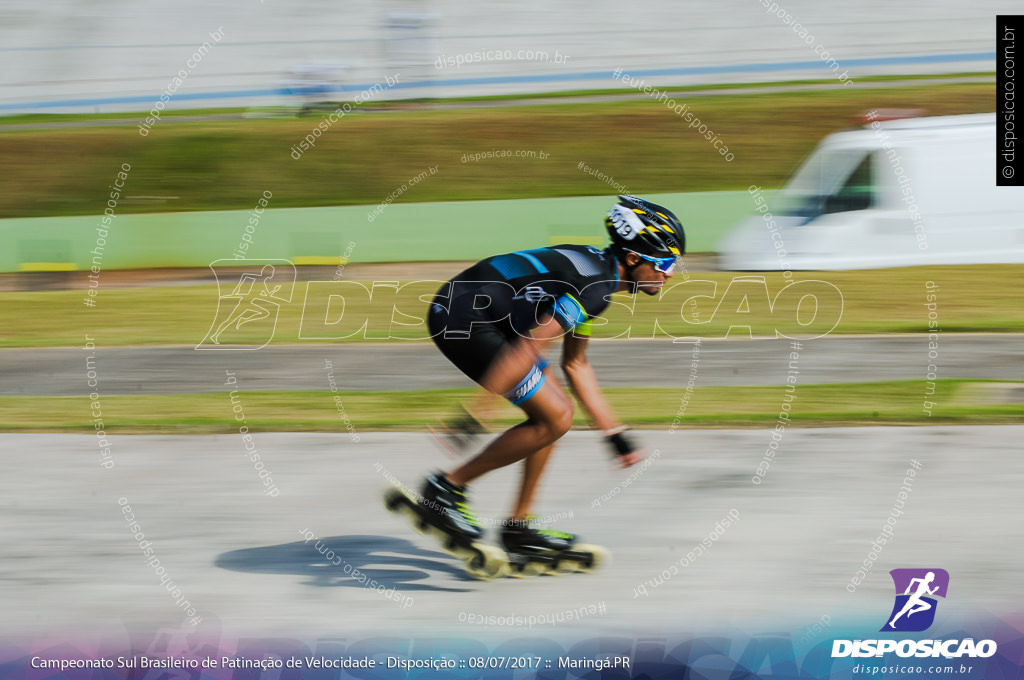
left=2, top=427, right=1019, bottom=637
left=2, top=335, right=1021, bottom=395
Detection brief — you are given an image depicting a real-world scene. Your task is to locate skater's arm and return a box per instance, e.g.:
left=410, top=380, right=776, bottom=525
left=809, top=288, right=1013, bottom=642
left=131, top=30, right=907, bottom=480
left=560, top=333, right=619, bottom=432
left=561, top=334, right=644, bottom=467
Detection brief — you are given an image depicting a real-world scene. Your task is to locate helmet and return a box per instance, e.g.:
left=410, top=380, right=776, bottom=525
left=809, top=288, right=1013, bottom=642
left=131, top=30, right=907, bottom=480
left=605, top=194, right=685, bottom=258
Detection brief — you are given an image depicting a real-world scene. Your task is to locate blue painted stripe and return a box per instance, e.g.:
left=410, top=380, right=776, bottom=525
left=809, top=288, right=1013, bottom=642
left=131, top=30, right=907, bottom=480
left=0, top=88, right=294, bottom=111
left=606, top=51, right=995, bottom=79
left=515, top=250, right=549, bottom=274
left=0, top=51, right=995, bottom=112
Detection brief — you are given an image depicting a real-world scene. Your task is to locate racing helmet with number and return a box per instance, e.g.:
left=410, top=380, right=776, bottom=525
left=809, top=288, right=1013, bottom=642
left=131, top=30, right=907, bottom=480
left=604, top=194, right=685, bottom=258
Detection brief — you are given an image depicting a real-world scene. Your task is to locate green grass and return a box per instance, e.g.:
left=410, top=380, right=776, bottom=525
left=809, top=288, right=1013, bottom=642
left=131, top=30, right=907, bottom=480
left=1, top=380, right=1018, bottom=433
left=0, top=81, right=995, bottom=218
left=0, top=265, right=1020, bottom=348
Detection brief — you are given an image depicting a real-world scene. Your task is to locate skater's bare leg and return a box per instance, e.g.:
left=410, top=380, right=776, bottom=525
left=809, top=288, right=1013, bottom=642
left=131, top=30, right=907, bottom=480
left=511, top=443, right=556, bottom=520
left=446, top=377, right=572, bottom=487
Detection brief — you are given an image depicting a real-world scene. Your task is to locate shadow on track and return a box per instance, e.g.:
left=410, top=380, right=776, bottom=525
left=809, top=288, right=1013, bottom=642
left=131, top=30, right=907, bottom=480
left=215, top=535, right=473, bottom=592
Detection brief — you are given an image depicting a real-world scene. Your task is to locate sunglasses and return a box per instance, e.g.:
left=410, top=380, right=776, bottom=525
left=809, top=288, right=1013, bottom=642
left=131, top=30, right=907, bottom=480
left=627, top=250, right=678, bottom=275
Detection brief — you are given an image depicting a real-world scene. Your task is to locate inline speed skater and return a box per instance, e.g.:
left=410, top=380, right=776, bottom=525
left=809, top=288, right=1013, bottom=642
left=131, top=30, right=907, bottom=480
left=386, top=195, right=685, bottom=577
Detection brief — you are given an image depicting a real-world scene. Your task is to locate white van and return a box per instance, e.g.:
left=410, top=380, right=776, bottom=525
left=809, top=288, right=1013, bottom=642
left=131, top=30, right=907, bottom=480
left=718, top=112, right=1024, bottom=270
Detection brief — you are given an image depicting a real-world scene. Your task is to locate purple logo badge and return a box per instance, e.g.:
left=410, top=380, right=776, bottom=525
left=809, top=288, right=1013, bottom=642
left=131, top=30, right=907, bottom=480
left=881, top=568, right=950, bottom=632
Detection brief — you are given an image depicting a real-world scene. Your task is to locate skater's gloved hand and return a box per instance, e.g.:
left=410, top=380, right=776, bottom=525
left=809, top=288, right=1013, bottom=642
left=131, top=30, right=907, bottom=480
left=604, top=426, right=645, bottom=468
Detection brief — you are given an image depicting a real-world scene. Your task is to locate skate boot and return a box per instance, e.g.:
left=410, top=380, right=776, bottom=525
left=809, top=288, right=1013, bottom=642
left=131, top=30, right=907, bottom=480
left=501, top=516, right=577, bottom=552
left=500, top=516, right=608, bottom=577
left=419, top=473, right=484, bottom=540
left=382, top=473, right=507, bottom=579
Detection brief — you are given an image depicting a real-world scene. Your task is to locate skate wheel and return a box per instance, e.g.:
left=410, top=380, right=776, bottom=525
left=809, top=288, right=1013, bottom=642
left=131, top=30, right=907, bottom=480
left=508, top=561, right=549, bottom=578
left=571, top=544, right=611, bottom=573
left=382, top=488, right=406, bottom=512
left=551, top=559, right=579, bottom=575
left=462, top=543, right=509, bottom=580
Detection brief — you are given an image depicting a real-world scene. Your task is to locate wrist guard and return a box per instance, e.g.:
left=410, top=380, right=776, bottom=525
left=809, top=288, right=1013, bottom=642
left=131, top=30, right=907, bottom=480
left=605, top=429, right=635, bottom=458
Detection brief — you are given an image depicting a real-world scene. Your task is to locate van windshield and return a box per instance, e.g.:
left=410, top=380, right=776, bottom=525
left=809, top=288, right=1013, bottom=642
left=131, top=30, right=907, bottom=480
left=776, top=148, right=874, bottom=220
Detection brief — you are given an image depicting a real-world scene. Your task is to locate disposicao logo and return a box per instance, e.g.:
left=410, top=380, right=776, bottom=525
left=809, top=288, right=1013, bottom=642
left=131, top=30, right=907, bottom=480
left=832, top=568, right=997, bottom=659
left=882, top=568, right=948, bottom=632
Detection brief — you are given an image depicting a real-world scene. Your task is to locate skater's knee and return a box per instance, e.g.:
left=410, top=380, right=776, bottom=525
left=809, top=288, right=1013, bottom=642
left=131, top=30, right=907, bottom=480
left=542, top=402, right=574, bottom=442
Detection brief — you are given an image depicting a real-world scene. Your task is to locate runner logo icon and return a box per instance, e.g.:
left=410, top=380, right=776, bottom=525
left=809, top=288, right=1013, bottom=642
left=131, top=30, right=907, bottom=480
left=881, top=568, right=949, bottom=632
left=197, top=259, right=296, bottom=350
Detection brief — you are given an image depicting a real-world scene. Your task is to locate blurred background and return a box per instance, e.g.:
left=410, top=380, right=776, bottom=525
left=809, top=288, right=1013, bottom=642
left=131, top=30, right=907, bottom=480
left=0, top=0, right=1017, bottom=270
left=1, top=0, right=1022, bottom=648
left=0, top=0, right=1005, bottom=110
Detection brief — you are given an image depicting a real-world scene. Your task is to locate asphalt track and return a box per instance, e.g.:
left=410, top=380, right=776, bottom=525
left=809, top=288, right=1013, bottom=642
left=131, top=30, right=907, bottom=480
left=2, top=334, right=1020, bottom=396
left=2, top=426, right=1020, bottom=638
